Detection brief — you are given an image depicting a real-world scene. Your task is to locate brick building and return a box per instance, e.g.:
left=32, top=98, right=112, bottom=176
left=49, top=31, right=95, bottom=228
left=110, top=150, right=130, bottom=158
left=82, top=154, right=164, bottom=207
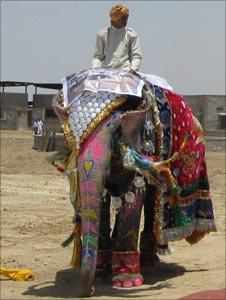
left=184, top=95, right=226, bottom=132
left=0, top=82, right=32, bottom=130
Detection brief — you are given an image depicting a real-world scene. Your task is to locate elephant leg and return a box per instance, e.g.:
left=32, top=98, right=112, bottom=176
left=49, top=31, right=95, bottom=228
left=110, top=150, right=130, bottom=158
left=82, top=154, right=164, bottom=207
left=111, top=213, right=119, bottom=249
left=78, top=126, right=112, bottom=297
left=141, top=184, right=170, bottom=266
left=140, top=184, right=160, bottom=267
left=112, top=193, right=144, bottom=288
left=96, top=193, right=113, bottom=270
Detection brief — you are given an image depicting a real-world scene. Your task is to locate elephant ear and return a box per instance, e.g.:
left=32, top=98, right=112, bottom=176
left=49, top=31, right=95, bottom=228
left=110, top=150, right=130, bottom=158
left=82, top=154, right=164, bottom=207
left=121, top=108, right=149, bottom=150
left=52, top=91, right=69, bottom=122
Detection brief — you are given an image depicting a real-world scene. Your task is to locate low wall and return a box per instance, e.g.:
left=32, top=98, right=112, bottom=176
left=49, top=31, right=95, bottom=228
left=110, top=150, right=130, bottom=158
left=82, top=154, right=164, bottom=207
left=33, top=133, right=68, bottom=152
left=0, top=119, right=18, bottom=130
left=204, top=130, right=225, bottom=137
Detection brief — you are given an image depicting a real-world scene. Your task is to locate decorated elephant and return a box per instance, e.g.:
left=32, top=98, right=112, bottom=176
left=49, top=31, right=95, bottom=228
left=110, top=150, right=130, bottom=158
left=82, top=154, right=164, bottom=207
left=49, top=68, right=216, bottom=297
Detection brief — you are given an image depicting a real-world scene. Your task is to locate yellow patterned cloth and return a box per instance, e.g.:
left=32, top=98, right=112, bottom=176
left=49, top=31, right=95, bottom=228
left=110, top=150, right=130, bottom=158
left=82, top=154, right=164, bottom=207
left=0, top=265, right=35, bottom=281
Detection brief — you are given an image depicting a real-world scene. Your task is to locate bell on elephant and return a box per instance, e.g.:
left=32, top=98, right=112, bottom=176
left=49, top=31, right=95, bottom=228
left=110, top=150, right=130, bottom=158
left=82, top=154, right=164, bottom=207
left=133, top=175, right=146, bottom=194
left=142, top=139, right=155, bottom=154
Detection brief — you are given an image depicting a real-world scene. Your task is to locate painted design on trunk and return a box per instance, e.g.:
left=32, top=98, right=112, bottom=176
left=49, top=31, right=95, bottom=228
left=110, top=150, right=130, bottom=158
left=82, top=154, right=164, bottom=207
left=83, top=150, right=95, bottom=179
left=78, top=119, right=116, bottom=295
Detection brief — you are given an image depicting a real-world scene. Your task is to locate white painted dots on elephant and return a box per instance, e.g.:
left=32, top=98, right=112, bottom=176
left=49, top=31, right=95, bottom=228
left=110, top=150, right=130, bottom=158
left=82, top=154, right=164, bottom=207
left=69, top=90, right=120, bottom=149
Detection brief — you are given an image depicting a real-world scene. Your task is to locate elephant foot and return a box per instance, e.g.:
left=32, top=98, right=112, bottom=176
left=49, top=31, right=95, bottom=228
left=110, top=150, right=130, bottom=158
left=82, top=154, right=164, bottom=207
left=140, top=251, right=160, bottom=267
left=112, top=251, right=142, bottom=288
left=80, top=286, right=95, bottom=297
left=80, top=269, right=96, bottom=297
left=140, top=232, right=160, bottom=267
left=112, top=273, right=143, bottom=288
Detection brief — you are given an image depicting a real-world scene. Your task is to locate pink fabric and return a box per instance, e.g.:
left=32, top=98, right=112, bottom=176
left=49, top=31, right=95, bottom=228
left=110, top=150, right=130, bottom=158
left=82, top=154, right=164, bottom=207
left=180, top=288, right=226, bottom=299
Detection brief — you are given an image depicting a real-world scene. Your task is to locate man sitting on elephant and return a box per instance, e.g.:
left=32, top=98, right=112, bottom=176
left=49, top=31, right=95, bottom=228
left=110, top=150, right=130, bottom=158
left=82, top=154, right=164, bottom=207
left=92, top=4, right=142, bottom=74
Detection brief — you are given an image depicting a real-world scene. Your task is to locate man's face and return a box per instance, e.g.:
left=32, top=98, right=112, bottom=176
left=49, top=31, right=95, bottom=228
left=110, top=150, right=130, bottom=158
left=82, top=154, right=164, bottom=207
left=121, top=16, right=128, bottom=27
left=112, top=16, right=128, bottom=28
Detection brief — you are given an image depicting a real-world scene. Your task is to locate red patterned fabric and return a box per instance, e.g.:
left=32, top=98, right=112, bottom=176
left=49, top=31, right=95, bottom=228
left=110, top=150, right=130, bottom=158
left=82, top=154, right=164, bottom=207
left=165, top=90, right=207, bottom=187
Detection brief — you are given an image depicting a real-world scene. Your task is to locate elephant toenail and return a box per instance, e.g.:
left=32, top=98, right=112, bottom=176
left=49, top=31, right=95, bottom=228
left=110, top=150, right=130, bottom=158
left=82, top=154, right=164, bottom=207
left=112, top=279, right=122, bottom=287
left=122, top=279, right=133, bottom=288
left=133, top=277, right=143, bottom=286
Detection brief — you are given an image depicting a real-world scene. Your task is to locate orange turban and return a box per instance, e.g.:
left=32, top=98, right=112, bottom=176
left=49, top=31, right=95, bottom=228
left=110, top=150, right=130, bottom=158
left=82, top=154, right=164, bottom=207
left=110, top=4, right=129, bottom=22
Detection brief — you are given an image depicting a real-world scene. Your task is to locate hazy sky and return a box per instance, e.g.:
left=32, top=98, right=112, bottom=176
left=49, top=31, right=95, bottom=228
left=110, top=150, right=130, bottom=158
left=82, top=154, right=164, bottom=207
left=1, top=1, right=225, bottom=95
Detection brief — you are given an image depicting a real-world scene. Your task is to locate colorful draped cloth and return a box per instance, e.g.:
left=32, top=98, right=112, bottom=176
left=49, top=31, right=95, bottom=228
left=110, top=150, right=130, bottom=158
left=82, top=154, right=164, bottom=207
left=61, top=68, right=216, bottom=245
left=151, top=85, right=216, bottom=244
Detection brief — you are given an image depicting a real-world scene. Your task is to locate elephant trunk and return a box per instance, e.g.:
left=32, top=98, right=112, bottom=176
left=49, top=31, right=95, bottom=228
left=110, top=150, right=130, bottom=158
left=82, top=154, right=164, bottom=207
left=78, top=125, right=112, bottom=297
left=79, top=206, right=100, bottom=297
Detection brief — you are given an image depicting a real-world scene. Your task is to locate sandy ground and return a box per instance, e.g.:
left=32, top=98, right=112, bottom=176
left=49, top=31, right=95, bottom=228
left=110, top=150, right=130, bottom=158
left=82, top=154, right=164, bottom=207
left=0, top=129, right=225, bottom=300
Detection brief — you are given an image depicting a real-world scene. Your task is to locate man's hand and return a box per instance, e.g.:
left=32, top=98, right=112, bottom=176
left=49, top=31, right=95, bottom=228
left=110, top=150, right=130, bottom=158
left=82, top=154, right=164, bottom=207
left=128, top=69, right=135, bottom=75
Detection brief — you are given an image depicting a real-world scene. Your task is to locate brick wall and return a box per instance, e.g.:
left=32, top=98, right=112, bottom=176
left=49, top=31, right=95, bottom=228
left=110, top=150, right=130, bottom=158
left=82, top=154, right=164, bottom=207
left=183, top=95, right=206, bottom=127
left=183, top=95, right=226, bottom=130
left=33, top=94, right=54, bottom=109
left=204, top=95, right=226, bottom=130
left=0, top=92, right=28, bottom=130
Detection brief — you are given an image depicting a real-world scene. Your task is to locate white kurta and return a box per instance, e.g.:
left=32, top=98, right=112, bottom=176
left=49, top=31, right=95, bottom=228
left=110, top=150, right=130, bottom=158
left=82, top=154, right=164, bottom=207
left=92, top=26, right=142, bottom=72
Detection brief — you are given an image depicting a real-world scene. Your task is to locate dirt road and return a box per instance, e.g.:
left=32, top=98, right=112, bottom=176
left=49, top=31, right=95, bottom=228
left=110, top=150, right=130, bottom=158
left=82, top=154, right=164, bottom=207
left=0, top=130, right=225, bottom=299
